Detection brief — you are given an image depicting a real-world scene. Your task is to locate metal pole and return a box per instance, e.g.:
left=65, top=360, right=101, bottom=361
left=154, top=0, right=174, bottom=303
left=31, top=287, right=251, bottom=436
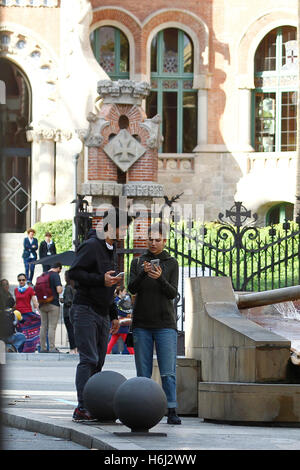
left=236, top=285, right=300, bottom=309
left=72, top=153, right=79, bottom=248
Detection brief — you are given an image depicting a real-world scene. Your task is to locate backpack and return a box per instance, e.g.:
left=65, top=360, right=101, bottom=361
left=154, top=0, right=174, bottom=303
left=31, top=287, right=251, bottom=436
left=118, top=295, right=132, bottom=314
left=35, top=272, right=54, bottom=304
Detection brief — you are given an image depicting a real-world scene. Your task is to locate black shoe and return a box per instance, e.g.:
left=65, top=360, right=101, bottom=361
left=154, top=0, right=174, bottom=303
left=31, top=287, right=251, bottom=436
left=167, top=408, right=181, bottom=425
left=72, top=407, right=97, bottom=423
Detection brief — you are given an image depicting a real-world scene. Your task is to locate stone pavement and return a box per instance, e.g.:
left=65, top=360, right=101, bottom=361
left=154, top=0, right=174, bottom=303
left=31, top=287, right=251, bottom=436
left=2, top=353, right=300, bottom=452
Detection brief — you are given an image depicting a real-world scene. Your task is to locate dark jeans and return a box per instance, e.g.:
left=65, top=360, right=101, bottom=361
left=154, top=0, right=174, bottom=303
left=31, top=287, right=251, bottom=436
left=70, top=304, right=110, bottom=409
left=64, top=315, right=76, bottom=350
left=24, top=258, right=35, bottom=282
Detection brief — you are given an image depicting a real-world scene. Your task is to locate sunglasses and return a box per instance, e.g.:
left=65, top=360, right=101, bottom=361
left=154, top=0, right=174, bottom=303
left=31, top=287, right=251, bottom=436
left=18, top=278, right=26, bottom=282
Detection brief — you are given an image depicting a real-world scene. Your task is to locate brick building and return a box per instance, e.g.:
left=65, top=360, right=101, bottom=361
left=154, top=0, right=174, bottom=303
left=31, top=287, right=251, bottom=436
left=0, top=0, right=298, bottom=243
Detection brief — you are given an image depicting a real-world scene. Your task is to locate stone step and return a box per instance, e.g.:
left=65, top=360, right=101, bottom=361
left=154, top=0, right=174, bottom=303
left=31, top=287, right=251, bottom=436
left=0, top=233, right=42, bottom=284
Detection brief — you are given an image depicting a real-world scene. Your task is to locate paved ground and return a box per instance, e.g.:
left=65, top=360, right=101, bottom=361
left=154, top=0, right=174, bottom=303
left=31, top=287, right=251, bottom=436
left=2, top=352, right=300, bottom=454
left=2, top=425, right=88, bottom=450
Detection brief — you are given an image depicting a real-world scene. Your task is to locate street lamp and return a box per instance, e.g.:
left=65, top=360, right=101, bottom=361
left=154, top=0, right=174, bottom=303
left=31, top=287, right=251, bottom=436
left=69, top=137, right=83, bottom=247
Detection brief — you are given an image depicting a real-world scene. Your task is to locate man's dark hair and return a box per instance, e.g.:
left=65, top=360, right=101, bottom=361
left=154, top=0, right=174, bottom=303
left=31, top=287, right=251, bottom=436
left=102, top=207, right=133, bottom=232
left=51, top=262, right=62, bottom=269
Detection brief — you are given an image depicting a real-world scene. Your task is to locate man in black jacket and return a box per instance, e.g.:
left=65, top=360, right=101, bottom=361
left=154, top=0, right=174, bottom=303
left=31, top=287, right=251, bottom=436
left=69, top=208, right=132, bottom=422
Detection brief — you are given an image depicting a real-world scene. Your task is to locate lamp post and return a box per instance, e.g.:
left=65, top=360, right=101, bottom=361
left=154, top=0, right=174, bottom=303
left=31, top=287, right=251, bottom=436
left=69, top=137, right=83, bottom=248
left=73, top=153, right=80, bottom=246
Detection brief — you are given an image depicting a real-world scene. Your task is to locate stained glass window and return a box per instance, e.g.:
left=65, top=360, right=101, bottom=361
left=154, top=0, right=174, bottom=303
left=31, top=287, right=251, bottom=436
left=253, top=26, right=297, bottom=152
left=90, top=26, right=129, bottom=80
left=147, top=28, right=197, bottom=153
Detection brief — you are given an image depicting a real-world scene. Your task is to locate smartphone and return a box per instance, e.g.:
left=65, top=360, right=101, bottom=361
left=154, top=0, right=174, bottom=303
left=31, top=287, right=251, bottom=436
left=115, top=272, right=124, bottom=278
left=150, top=259, right=160, bottom=268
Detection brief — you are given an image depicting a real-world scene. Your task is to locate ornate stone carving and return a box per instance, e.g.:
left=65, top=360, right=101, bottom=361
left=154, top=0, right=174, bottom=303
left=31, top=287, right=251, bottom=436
left=97, top=79, right=151, bottom=105
left=81, top=182, right=122, bottom=197
left=26, top=126, right=72, bottom=143
left=0, top=25, right=59, bottom=116
left=123, top=182, right=164, bottom=197
left=140, top=114, right=163, bottom=149
left=103, top=129, right=146, bottom=172
left=84, top=112, right=110, bottom=147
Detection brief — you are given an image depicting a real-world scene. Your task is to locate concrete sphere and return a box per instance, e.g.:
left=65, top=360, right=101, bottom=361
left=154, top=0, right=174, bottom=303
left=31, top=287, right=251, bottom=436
left=83, top=370, right=127, bottom=421
left=113, top=377, right=167, bottom=432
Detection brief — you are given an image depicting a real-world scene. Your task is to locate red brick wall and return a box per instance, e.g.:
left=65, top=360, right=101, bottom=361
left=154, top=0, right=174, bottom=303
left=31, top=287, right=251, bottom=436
left=88, top=102, right=158, bottom=182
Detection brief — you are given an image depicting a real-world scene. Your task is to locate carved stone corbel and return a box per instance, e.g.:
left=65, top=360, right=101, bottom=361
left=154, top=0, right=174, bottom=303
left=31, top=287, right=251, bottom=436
left=84, top=112, right=110, bottom=147
left=140, top=114, right=163, bottom=149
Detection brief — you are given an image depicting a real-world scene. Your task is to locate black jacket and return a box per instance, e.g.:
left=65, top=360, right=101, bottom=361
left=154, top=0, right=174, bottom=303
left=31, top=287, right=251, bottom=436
left=128, top=250, right=178, bottom=330
left=39, top=240, right=56, bottom=259
left=68, top=230, right=118, bottom=320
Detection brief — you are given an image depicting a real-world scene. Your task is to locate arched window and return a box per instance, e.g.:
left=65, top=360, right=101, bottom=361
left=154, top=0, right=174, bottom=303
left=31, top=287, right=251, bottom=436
left=90, top=26, right=129, bottom=80
left=0, top=58, right=31, bottom=232
left=253, top=26, right=297, bottom=152
left=147, top=28, right=197, bottom=153
left=266, top=202, right=294, bottom=224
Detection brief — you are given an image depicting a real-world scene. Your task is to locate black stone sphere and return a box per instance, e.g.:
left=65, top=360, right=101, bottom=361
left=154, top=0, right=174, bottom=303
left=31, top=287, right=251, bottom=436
left=113, top=377, right=168, bottom=432
left=83, top=370, right=127, bottom=421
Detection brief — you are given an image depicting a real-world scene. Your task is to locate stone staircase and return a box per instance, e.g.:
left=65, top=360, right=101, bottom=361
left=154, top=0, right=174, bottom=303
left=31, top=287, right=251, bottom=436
left=0, top=233, right=43, bottom=284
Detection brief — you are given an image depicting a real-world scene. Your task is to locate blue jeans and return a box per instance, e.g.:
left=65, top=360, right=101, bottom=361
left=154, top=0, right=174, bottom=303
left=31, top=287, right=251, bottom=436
left=6, top=332, right=26, bottom=352
left=24, top=258, right=35, bottom=282
left=133, top=328, right=177, bottom=408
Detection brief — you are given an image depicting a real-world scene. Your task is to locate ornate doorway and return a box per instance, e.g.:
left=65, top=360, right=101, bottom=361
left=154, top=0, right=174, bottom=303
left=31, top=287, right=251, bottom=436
left=0, top=58, right=31, bottom=232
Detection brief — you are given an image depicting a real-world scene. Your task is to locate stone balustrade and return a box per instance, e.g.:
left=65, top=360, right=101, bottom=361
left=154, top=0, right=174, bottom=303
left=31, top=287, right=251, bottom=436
left=158, top=153, right=195, bottom=173
left=0, top=0, right=58, bottom=6
left=247, top=151, right=296, bottom=172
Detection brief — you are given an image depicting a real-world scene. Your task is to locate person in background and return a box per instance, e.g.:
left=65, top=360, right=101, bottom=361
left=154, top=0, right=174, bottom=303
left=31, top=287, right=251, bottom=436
left=39, top=232, right=57, bottom=272
left=107, top=285, right=134, bottom=355
left=0, top=279, right=15, bottom=309
left=60, top=270, right=77, bottom=354
left=0, top=307, right=26, bottom=353
left=22, top=228, right=38, bottom=284
left=14, top=273, right=41, bottom=353
left=38, top=262, right=63, bottom=353
left=128, top=222, right=181, bottom=425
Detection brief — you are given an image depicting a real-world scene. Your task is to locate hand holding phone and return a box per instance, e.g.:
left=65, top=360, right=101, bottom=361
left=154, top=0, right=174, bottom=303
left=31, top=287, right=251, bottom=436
left=147, top=259, right=162, bottom=279
left=150, top=259, right=160, bottom=269
left=115, top=272, right=124, bottom=278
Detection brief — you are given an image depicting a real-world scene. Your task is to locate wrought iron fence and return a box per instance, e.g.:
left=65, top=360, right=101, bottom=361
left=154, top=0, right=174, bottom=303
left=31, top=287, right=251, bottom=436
left=165, top=203, right=300, bottom=329
left=74, top=198, right=300, bottom=332
left=123, top=202, right=300, bottom=331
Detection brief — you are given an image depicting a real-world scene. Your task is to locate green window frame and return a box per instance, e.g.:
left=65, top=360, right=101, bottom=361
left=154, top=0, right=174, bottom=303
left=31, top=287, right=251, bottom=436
left=252, top=26, right=297, bottom=152
left=146, top=28, right=197, bottom=153
left=266, top=202, right=294, bottom=225
left=90, top=26, right=129, bottom=80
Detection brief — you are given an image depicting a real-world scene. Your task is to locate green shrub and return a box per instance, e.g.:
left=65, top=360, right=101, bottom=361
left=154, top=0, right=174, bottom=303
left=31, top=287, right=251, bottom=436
left=32, top=220, right=73, bottom=253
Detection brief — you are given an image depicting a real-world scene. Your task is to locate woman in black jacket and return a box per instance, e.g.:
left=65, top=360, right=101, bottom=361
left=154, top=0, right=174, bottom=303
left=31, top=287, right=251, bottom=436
left=39, top=232, right=57, bottom=272
left=128, top=222, right=181, bottom=425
